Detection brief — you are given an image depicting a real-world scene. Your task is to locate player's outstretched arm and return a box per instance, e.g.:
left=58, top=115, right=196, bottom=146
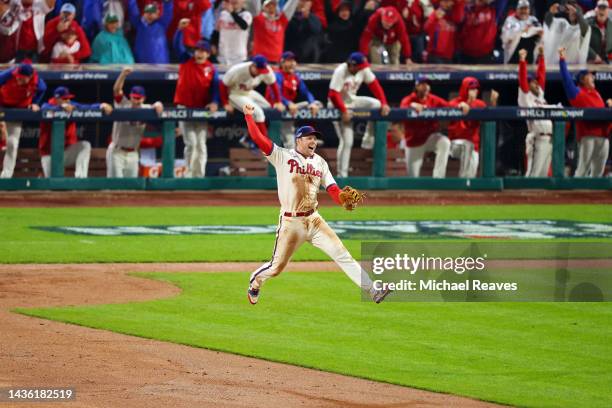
left=243, top=104, right=273, bottom=155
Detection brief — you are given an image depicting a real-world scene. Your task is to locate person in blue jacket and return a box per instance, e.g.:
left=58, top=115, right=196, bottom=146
left=128, top=0, right=173, bottom=63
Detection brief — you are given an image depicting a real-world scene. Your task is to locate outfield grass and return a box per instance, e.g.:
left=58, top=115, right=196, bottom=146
left=17, top=271, right=612, bottom=408
left=1, top=205, right=611, bottom=263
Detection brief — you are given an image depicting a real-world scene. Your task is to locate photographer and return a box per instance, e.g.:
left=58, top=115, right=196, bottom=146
left=543, top=0, right=590, bottom=64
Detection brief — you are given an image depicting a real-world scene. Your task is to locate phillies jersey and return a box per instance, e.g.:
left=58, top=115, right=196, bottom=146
left=174, top=59, right=219, bottom=107
left=222, top=62, right=277, bottom=96
left=266, top=145, right=336, bottom=214
left=111, top=96, right=150, bottom=149
left=329, top=63, right=376, bottom=103
left=217, top=9, right=252, bottom=65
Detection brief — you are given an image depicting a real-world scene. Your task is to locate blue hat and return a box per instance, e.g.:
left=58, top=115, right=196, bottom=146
left=295, top=125, right=322, bottom=140
left=17, top=63, right=33, bottom=77
left=574, top=69, right=593, bottom=84
left=60, top=2, right=76, bottom=14
left=129, top=85, right=146, bottom=98
left=251, top=54, right=269, bottom=73
left=281, top=51, right=296, bottom=61
left=194, top=39, right=211, bottom=52
left=347, top=52, right=368, bottom=67
left=53, top=86, right=75, bottom=99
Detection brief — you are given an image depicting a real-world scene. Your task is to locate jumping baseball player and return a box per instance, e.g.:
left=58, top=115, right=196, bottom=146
left=328, top=51, right=390, bottom=177
left=174, top=28, right=220, bottom=177
left=266, top=51, right=321, bottom=148
left=400, top=75, right=464, bottom=178
left=559, top=47, right=611, bottom=178
left=518, top=47, right=557, bottom=178
left=108, top=67, right=164, bottom=178
left=448, top=77, right=499, bottom=178
left=242, top=102, right=390, bottom=305
left=0, top=63, right=46, bottom=178
left=39, top=86, right=113, bottom=178
left=220, top=55, right=284, bottom=137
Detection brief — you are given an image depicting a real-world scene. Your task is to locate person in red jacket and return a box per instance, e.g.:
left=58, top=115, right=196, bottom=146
left=42, top=3, right=91, bottom=62
left=167, top=0, right=211, bottom=48
left=559, top=47, right=612, bottom=177
left=448, top=77, right=499, bottom=178
left=359, top=6, right=412, bottom=64
left=251, top=0, right=299, bottom=63
left=400, top=75, right=466, bottom=178
left=380, top=0, right=427, bottom=62
left=457, top=0, right=497, bottom=64
left=38, top=86, right=113, bottom=178
left=425, top=0, right=464, bottom=63
left=174, top=26, right=220, bottom=178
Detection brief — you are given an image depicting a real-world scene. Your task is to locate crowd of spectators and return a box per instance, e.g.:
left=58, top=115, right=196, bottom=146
left=1, top=0, right=612, bottom=66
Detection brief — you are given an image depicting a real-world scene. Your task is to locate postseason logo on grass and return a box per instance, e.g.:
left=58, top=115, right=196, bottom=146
left=361, top=242, right=612, bottom=302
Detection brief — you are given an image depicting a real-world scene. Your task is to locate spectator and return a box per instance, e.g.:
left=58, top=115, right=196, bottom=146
left=399, top=75, right=455, bottom=178
left=265, top=51, right=321, bottom=148
left=52, top=0, right=83, bottom=24
left=543, top=1, right=590, bottom=64
left=174, top=25, right=221, bottom=177
left=0, top=63, right=46, bottom=178
left=42, top=2, right=91, bottom=62
left=82, top=0, right=127, bottom=40
left=501, top=0, right=543, bottom=63
left=90, top=14, right=135, bottom=64
left=285, top=0, right=323, bottom=62
left=251, top=0, right=299, bottom=63
left=214, top=0, right=252, bottom=65
left=311, top=0, right=340, bottom=27
left=457, top=0, right=497, bottom=64
left=587, top=0, right=612, bottom=63
left=168, top=0, right=211, bottom=48
left=425, top=0, right=464, bottom=63
left=360, top=6, right=412, bottom=64
left=128, top=0, right=173, bottom=63
left=39, top=86, right=113, bottom=178
left=50, top=27, right=82, bottom=63
left=321, top=0, right=370, bottom=63
left=381, top=0, right=429, bottom=63
left=559, top=47, right=611, bottom=177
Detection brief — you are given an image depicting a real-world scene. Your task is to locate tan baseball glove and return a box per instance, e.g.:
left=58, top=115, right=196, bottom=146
left=339, top=186, right=365, bottom=211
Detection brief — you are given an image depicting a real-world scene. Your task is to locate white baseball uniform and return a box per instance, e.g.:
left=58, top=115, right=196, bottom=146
left=249, top=144, right=374, bottom=293
left=1, top=122, right=23, bottom=178
left=223, top=62, right=276, bottom=123
left=328, top=63, right=381, bottom=177
left=518, top=86, right=555, bottom=178
left=217, top=8, right=253, bottom=66
left=449, top=139, right=479, bottom=178
left=41, top=141, right=91, bottom=178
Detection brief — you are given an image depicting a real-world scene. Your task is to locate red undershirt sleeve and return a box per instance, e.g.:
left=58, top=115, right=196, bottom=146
left=328, top=89, right=347, bottom=113
left=245, top=114, right=273, bottom=155
left=326, top=184, right=342, bottom=205
left=367, top=79, right=388, bottom=105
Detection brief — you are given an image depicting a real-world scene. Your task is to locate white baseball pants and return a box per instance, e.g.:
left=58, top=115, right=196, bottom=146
left=524, top=132, right=552, bottom=177
left=330, top=96, right=381, bottom=177
left=180, top=121, right=209, bottom=177
left=405, top=133, right=451, bottom=178
left=106, top=142, right=114, bottom=177
left=110, top=148, right=139, bottom=178
left=249, top=212, right=374, bottom=292
left=229, top=91, right=271, bottom=123
left=0, top=122, right=23, bottom=178
left=41, top=141, right=91, bottom=178
left=450, top=139, right=479, bottom=178
left=575, top=136, right=610, bottom=178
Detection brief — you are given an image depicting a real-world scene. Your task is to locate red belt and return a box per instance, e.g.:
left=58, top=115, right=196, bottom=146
left=283, top=209, right=315, bottom=217
left=117, top=146, right=137, bottom=152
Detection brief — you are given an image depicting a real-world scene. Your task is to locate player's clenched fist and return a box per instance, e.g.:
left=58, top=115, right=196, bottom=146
left=243, top=103, right=255, bottom=116
left=100, top=103, right=113, bottom=115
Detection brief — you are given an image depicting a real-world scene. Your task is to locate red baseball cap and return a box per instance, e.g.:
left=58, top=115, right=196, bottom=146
left=380, top=7, right=399, bottom=25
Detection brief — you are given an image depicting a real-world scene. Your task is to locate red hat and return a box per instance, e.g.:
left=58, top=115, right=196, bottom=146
left=380, top=7, right=399, bottom=25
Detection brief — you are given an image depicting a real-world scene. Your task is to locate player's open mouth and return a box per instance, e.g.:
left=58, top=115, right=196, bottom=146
left=308, top=145, right=316, bottom=153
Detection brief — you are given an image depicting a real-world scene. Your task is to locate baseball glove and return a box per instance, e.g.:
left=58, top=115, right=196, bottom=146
left=339, top=186, right=365, bottom=211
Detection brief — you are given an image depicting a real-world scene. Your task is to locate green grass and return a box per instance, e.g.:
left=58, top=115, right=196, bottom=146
left=16, top=271, right=612, bottom=408
left=1, top=205, right=611, bottom=263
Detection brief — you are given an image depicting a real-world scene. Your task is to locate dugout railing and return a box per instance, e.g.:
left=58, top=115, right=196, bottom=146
left=0, top=107, right=610, bottom=191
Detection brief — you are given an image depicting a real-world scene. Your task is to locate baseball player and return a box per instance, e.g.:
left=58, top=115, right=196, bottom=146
left=400, top=75, right=465, bottom=178
left=265, top=51, right=321, bottom=148
left=559, top=47, right=611, bottom=178
left=447, top=77, right=498, bottom=178
left=108, top=67, right=164, bottom=178
left=0, top=63, right=46, bottom=178
left=241, top=102, right=390, bottom=305
left=327, top=51, right=391, bottom=177
left=39, top=86, right=113, bottom=178
left=220, top=55, right=284, bottom=137
left=518, top=47, right=557, bottom=178
left=174, top=27, right=220, bottom=177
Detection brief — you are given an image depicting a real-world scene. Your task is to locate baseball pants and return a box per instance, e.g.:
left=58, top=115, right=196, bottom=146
left=229, top=91, right=271, bottom=123
left=330, top=96, right=381, bottom=177
left=524, top=132, right=552, bottom=177
left=110, top=148, right=139, bottom=178
left=106, top=142, right=114, bottom=177
left=450, top=139, right=479, bottom=178
left=368, top=39, right=402, bottom=65
left=249, top=212, right=374, bottom=292
left=405, top=133, right=451, bottom=178
left=180, top=121, right=209, bottom=177
left=575, top=136, right=610, bottom=178
left=0, top=122, right=22, bottom=178
left=41, top=141, right=91, bottom=178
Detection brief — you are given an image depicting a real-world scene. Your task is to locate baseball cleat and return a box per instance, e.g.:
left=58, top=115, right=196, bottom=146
left=247, top=286, right=259, bottom=305
left=372, top=288, right=392, bottom=304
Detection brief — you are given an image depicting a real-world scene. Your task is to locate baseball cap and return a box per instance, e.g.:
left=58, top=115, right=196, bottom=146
left=597, top=0, right=608, bottom=7
left=263, top=0, right=277, bottom=6
left=251, top=54, right=269, bottom=74
left=295, top=125, right=322, bottom=140
left=104, top=14, right=119, bottom=24
left=53, top=86, right=75, bottom=99
left=517, top=0, right=530, bottom=8
left=281, top=51, right=296, bottom=61
left=574, top=69, right=593, bottom=84
left=129, top=85, right=146, bottom=98
left=143, top=2, right=158, bottom=13
left=60, top=2, right=76, bottom=14
left=16, top=63, right=33, bottom=77
left=194, top=39, right=211, bottom=52
left=347, top=52, right=369, bottom=69
left=380, top=7, right=398, bottom=25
